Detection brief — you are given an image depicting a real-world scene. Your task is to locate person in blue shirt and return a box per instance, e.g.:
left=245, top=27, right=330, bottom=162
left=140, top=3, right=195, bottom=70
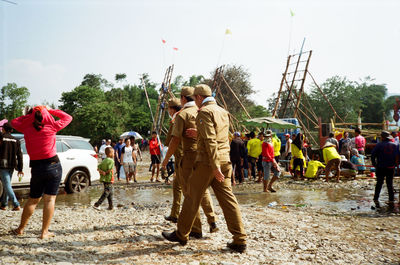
left=371, top=131, right=399, bottom=203
left=113, top=137, right=125, bottom=181
left=350, top=148, right=366, bottom=174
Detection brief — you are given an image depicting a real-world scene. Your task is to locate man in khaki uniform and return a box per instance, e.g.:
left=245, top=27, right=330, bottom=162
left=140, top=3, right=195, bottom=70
left=161, top=86, right=217, bottom=237
left=162, top=84, right=247, bottom=253
left=164, top=98, right=183, bottom=223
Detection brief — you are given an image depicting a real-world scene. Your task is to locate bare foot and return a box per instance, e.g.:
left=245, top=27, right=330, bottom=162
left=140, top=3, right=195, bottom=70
left=40, top=231, right=55, bottom=239
left=11, top=228, right=23, bottom=236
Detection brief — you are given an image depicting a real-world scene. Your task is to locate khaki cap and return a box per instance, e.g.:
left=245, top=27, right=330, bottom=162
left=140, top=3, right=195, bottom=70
left=180, top=86, right=194, bottom=97
left=168, top=98, right=181, bottom=107
left=194, top=84, right=212, bottom=97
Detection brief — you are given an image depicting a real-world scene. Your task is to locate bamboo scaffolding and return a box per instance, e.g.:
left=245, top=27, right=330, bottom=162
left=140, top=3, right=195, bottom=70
left=307, top=71, right=345, bottom=123
left=140, top=77, right=154, bottom=124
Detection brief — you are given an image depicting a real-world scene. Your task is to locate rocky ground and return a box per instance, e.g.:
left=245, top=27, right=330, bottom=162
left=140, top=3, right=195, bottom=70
left=0, top=153, right=399, bottom=264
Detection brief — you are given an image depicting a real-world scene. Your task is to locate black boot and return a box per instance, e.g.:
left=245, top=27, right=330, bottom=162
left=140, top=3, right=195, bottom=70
left=161, top=231, right=187, bottom=246
left=189, top=231, right=203, bottom=239
left=227, top=242, right=247, bottom=253
left=209, top=222, right=219, bottom=233
left=164, top=216, right=178, bottom=223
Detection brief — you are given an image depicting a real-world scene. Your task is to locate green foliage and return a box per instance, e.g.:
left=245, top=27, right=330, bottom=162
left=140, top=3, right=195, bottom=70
left=59, top=73, right=159, bottom=144
left=0, top=83, right=30, bottom=119
left=115, top=73, right=127, bottom=82
left=357, top=77, right=387, bottom=123
left=308, top=76, right=362, bottom=123
left=248, top=105, right=270, bottom=118
left=383, top=95, right=400, bottom=122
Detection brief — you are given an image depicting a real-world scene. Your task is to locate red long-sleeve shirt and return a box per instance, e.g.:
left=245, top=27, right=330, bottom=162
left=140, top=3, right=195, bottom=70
left=11, top=108, right=72, bottom=161
left=262, top=142, right=275, bottom=162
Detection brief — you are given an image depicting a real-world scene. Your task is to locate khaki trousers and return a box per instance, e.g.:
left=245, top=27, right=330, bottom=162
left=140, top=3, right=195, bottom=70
left=169, top=156, right=182, bottom=219
left=177, top=162, right=246, bottom=244
left=179, top=153, right=217, bottom=234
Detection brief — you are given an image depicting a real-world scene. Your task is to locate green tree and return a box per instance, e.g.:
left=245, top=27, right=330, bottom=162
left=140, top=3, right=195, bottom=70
left=248, top=105, right=270, bottom=118
left=357, top=77, right=387, bottom=123
left=206, top=65, right=255, bottom=119
left=384, top=95, right=400, bottom=121
left=308, top=76, right=362, bottom=123
left=0, top=83, right=30, bottom=119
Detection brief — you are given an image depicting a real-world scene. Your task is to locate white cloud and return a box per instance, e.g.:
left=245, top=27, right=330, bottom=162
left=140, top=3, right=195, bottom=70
left=2, top=59, right=68, bottom=106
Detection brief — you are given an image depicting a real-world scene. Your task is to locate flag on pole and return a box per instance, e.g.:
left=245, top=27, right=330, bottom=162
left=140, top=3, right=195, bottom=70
left=162, top=39, right=166, bottom=44
left=173, top=47, right=178, bottom=51
left=225, top=28, right=232, bottom=35
left=290, top=9, right=295, bottom=17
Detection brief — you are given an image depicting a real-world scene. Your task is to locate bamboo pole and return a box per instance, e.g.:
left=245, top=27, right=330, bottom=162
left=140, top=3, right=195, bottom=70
left=140, top=77, right=154, bottom=124
left=272, top=55, right=291, bottom=117
left=220, top=74, right=252, bottom=119
left=308, top=71, right=345, bottom=123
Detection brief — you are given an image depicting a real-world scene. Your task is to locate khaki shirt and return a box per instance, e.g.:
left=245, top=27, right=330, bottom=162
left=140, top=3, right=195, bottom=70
left=171, top=105, right=198, bottom=153
left=195, top=101, right=230, bottom=169
left=166, top=118, right=183, bottom=158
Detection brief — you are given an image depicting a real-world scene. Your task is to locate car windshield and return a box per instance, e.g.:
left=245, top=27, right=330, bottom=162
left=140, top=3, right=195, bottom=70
left=64, top=139, right=93, bottom=150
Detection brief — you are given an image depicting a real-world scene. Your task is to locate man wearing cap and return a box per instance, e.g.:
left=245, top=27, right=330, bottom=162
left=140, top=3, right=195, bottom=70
left=371, top=131, right=399, bottom=204
left=162, top=84, right=247, bottom=253
left=163, top=98, right=183, bottom=222
left=322, top=142, right=341, bottom=182
left=161, top=86, right=217, bottom=236
left=230, top=132, right=245, bottom=184
left=283, top=133, right=292, bottom=172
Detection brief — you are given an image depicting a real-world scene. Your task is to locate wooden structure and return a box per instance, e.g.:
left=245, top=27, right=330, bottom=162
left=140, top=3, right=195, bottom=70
left=152, top=65, right=174, bottom=136
left=211, top=65, right=252, bottom=133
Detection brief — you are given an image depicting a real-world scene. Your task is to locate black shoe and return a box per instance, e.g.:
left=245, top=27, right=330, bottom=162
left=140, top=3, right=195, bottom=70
left=189, top=231, right=203, bottom=239
left=161, top=231, right=187, bottom=246
left=164, top=216, right=178, bottom=223
left=227, top=242, right=246, bottom=253
left=268, top=187, right=276, bottom=193
left=209, top=222, right=219, bottom=233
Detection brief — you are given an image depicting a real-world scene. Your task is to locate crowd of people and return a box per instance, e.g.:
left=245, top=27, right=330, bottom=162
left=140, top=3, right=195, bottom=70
left=0, top=98, right=399, bottom=255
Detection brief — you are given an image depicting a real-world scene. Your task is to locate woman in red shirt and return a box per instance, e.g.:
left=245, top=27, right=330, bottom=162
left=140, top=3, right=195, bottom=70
left=11, top=106, right=72, bottom=239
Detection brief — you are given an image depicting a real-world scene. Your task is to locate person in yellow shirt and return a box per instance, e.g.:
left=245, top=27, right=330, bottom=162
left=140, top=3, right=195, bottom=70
left=272, top=133, right=281, bottom=162
left=291, top=133, right=305, bottom=179
left=305, top=154, right=325, bottom=178
left=247, top=131, right=262, bottom=181
left=322, top=142, right=341, bottom=182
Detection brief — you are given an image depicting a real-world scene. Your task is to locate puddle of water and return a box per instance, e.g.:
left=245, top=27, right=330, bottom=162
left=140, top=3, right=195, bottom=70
left=49, top=183, right=396, bottom=215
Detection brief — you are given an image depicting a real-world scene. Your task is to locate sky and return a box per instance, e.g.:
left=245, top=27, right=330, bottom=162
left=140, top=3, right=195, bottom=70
left=1, top=0, right=399, bottom=107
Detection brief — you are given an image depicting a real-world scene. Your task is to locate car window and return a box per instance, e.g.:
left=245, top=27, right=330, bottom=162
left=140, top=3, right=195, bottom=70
left=56, top=141, right=70, bottom=153
left=64, top=139, right=94, bottom=150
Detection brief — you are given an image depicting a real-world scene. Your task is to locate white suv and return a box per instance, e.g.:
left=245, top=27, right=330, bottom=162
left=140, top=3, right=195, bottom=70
left=6, top=135, right=100, bottom=194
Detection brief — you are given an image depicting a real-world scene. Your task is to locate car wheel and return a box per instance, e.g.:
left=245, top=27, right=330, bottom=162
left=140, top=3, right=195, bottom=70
left=66, top=170, right=90, bottom=193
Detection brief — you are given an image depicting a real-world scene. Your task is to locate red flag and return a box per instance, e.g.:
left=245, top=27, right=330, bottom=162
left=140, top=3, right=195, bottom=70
left=173, top=47, right=178, bottom=51
left=162, top=39, right=166, bottom=44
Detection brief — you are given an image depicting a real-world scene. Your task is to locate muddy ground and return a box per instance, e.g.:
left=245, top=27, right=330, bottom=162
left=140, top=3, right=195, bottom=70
left=0, top=153, right=399, bottom=264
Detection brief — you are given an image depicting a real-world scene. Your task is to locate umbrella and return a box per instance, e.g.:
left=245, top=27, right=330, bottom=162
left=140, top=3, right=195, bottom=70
left=243, top=117, right=299, bottom=130
left=0, top=119, right=8, bottom=128
left=120, top=131, right=143, bottom=140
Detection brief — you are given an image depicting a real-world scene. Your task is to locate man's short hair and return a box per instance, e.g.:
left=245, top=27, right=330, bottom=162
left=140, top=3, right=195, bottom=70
left=2, top=122, right=13, bottom=133
left=105, top=147, right=113, bottom=156
left=355, top=128, right=361, bottom=134
left=329, top=132, right=334, bottom=138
